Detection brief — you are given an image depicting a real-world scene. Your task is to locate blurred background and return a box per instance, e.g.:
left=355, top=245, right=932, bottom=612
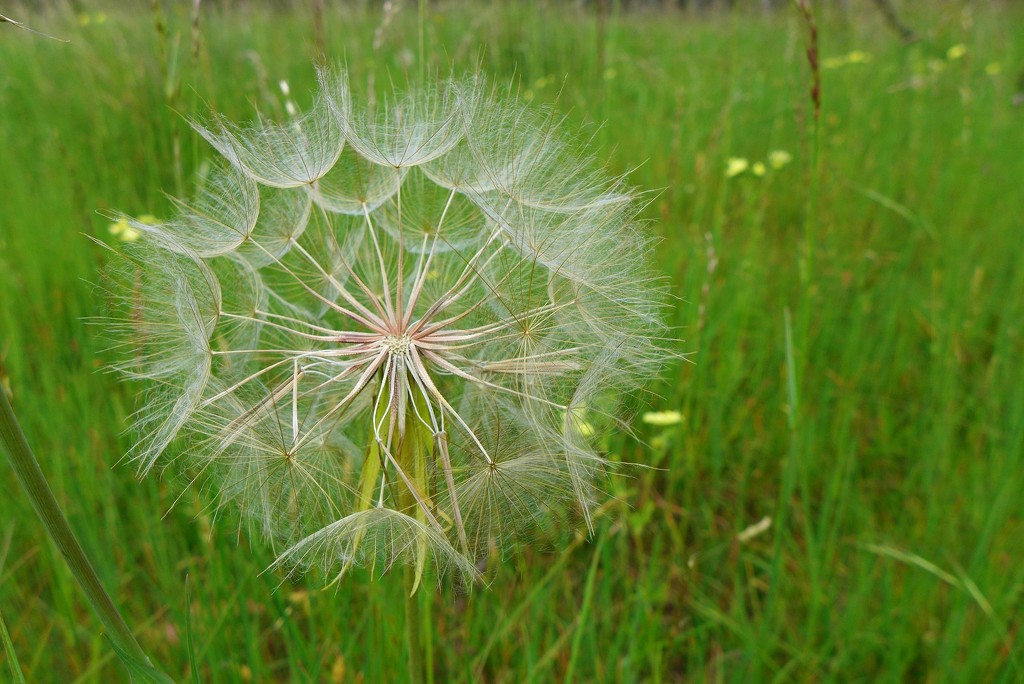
left=1, top=0, right=1022, bottom=681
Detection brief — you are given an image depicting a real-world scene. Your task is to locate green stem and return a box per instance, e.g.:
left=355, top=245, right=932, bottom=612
left=0, top=389, right=164, bottom=676
left=403, top=563, right=424, bottom=684
left=422, top=584, right=434, bottom=684
left=0, top=603, right=27, bottom=684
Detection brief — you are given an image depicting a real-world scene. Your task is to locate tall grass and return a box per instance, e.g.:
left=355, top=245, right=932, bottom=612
left=1, top=1, right=1022, bottom=681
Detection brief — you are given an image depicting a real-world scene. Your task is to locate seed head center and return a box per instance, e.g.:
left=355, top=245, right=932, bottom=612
left=383, top=334, right=413, bottom=357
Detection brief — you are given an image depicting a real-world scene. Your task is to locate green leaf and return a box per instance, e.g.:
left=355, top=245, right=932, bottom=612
left=108, top=637, right=177, bottom=684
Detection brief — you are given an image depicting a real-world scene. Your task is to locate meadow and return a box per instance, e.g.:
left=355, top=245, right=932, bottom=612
left=1, top=1, right=1023, bottom=681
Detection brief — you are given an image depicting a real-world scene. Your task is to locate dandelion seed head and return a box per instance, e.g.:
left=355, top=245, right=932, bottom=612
left=105, top=68, right=671, bottom=586
left=383, top=334, right=413, bottom=357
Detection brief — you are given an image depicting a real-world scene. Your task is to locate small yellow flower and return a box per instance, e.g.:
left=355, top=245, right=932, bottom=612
left=724, top=157, right=749, bottom=178
left=287, top=590, right=311, bottom=615
left=109, top=214, right=157, bottom=243
left=94, top=12, right=108, bottom=25
left=77, top=13, right=91, bottom=26
left=823, top=51, right=871, bottom=69
left=752, top=162, right=766, bottom=177
left=565, top=406, right=595, bottom=437
left=768, top=149, right=792, bottom=170
left=985, top=62, right=1002, bottom=76
left=642, top=410, right=683, bottom=427
left=947, top=44, right=968, bottom=61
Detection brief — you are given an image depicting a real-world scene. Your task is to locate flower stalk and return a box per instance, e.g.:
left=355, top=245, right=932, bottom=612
left=404, top=561, right=426, bottom=684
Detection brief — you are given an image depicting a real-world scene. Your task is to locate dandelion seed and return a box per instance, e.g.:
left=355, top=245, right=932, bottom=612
left=768, top=150, right=792, bottom=170
left=725, top=157, right=749, bottom=178
left=105, top=68, right=670, bottom=585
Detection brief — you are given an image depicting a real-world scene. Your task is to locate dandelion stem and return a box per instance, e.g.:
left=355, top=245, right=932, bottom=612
left=404, top=562, right=425, bottom=684
left=0, top=390, right=171, bottom=681
left=394, top=371, right=431, bottom=684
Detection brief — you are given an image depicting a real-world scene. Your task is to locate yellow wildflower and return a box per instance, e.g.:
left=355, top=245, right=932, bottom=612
left=768, top=149, right=792, bottom=169
left=109, top=214, right=157, bottom=243
left=823, top=51, right=871, bottom=69
left=752, top=162, right=766, bottom=177
left=565, top=406, right=595, bottom=437
left=947, top=44, right=968, bottom=61
left=642, top=410, right=683, bottom=427
left=77, top=12, right=107, bottom=26
left=724, top=157, right=749, bottom=178
left=985, top=62, right=1001, bottom=76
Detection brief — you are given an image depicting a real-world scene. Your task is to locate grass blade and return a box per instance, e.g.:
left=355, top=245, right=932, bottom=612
left=0, top=604, right=27, bottom=684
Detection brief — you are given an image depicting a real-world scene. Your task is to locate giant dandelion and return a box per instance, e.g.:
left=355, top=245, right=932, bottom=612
left=105, top=68, right=668, bottom=595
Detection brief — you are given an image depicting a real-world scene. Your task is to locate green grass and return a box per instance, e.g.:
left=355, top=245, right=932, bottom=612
left=2, top=1, right=1023, bottom=681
